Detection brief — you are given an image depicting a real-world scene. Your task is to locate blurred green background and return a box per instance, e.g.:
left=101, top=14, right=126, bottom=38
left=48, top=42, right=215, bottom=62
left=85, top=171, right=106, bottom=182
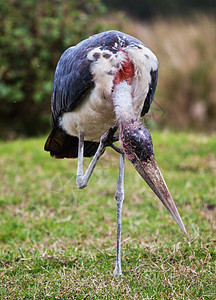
left=0, top=0, right=216, bottom=139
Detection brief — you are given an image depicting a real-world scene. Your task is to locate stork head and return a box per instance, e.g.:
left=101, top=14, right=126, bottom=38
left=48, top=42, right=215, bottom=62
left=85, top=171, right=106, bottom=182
left=119, top=119, right=187, bottom=234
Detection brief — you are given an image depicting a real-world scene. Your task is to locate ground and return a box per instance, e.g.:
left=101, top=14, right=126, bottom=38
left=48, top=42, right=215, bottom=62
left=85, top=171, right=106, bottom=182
left=0, top=131, right=215, bottom=299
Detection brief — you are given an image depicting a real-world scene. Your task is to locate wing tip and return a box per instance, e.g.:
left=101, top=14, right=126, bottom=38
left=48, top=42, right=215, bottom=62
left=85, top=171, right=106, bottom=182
left=44, top=127, right=99, bottom=159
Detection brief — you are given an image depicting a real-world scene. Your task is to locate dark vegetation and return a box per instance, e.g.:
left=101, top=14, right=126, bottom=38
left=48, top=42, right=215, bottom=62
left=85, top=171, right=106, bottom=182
left=0, top=0, right=106, bottom=138
left=104, top=0, right=216, bottom=19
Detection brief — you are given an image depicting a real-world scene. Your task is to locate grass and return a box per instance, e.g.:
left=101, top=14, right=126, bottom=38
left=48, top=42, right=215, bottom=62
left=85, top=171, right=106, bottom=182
left=0, top=131, right=215, bottom=299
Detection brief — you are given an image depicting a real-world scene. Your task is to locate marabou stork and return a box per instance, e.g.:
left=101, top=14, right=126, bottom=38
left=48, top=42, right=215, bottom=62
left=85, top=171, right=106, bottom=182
left=45, top=30, right=187, bottom=276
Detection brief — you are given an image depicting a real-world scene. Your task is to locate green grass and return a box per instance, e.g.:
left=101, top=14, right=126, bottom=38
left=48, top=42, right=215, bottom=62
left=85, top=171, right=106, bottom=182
left=0, top=131, right=215, bottom=299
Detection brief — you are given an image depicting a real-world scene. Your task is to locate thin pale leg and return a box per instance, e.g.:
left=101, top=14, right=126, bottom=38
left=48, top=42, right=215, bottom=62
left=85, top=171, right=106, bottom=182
left=113, top=152, right=125, bottom=276
left=76, top=125, right=119, bottom=189
left=76, top=131, right=106, bottom=189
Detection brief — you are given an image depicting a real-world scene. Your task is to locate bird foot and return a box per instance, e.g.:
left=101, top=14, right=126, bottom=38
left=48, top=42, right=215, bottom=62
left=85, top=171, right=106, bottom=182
left=110, top=144, right=124, bottom=154
left=100, top=124, right=119, bottom=147
left=113, top=264, right=122, bottom=276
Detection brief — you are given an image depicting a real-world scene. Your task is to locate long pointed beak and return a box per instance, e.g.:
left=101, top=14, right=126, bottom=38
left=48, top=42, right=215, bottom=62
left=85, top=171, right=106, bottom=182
left=119, top=119, right=187, bottom=234
left=133, top=154, right=187, bottom=234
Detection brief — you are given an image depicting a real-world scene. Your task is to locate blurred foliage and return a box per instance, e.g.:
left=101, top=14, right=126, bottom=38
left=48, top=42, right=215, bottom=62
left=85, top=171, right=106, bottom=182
left=103, top=0, right=216, bottom=19
left=0, top=0, right=107, bottom=138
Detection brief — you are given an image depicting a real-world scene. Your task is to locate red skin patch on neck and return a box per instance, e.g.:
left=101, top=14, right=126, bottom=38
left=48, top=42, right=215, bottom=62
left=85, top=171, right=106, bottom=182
left=114, top=50, right=134, bottom=85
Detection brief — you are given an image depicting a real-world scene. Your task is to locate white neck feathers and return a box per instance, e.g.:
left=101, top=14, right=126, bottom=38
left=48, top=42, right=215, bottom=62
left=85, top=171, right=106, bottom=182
left=113, top=81, right=135, bottom=120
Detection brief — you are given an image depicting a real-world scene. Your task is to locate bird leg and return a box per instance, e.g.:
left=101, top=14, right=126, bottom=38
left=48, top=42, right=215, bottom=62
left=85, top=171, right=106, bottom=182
left=113, top=152, right=125, bottom=276
left=76, top=126, right=125, bottom=276
left=76, top=124, right=119, bottom=189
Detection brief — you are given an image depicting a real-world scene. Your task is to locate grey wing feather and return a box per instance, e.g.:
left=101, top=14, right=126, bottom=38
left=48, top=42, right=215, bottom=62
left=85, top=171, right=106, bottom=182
left=51, top=45, right=94, bottom=127
left=141, top=69, right=158, bottom=116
